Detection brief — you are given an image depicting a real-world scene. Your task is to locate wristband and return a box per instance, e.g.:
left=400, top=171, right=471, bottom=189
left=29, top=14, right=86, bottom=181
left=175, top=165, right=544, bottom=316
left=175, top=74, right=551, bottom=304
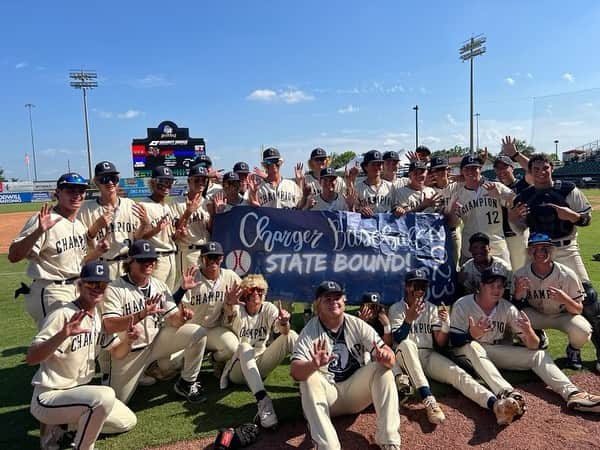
left=510, top=151, right=520, bottom=162
left=383, top=324, right=392, bottom=334
left=441, top=322, right=450, bottom=333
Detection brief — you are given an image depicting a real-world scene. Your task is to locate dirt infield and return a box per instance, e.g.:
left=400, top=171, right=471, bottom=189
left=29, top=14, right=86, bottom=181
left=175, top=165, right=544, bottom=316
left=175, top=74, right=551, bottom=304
left=155, top=372, right=600, bottom=450
left=0, top=212, right=30, bottom=253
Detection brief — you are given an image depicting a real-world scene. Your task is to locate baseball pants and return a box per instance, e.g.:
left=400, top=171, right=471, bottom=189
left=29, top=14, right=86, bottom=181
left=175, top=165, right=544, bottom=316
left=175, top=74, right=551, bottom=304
left=299, top=362, right=401, bottom=450
left=109, top=323, right=207, bottom=404
left=524, top=308, right=592, bottom=349
left=450, top=229, right=461, bottom=270
left=453, top=341, right=577, bottom=400
left=206, top=326, right=239, bottom=363
left=25, top=280, right=78, bottom=329
left=178, top=247, right=202, bottom=276
left=553, top=240, right=590, bottom=282
left=153, top=253, right=178, bottom=291
left=395, top=339, right=493, bottom=408
left=506, top=230, right=529, bottom=271
left=31, top=385, right=136, bottom=450
left=227, top=331, right=298, bottom=393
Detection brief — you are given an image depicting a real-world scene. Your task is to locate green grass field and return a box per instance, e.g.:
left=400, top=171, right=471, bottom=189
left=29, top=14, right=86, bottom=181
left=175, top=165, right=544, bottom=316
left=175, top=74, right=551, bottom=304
left=1, top=194, right=599, bottom=449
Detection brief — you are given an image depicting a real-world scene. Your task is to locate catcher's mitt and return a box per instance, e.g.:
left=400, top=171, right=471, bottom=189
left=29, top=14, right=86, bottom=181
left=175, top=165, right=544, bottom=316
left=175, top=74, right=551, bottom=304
left=494, top=390, right=526, bottom=425
left=214, top=423, right=259, bottom=449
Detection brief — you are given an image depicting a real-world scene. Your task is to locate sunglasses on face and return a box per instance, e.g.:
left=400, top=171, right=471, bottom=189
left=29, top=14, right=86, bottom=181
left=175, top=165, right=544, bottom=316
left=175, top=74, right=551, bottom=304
left=245, top=287, right=265, bottom=295
left=205, top=254, right=222, bottom=261
left=83, top=281, right=109, bottom=290
left=156, top=180, right=174, bottom=188
left=98, top=174, right=120, bottom=185
left=264, top=160, right=280, bottom=167
left=135, top=258, right=157, bottom=265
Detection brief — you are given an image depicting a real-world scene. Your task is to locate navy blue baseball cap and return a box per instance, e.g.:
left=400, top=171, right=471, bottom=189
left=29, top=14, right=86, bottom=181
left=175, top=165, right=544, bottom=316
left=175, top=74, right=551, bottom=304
left=361, top=292, right=380, bottom=303
left=315, top=280, right=345, bottom=298
left=363, top=150, right=384, bottom=164
left=57, top=172, right=89, bottom=189
left=128, top=240, right=158, bottom=260
left=383, top=151, right=400, bottom=161
left=416, top=145, right=431, bottom=156
left=222, top=171, right=240, bottom=183
left=152, top=165, right=175, bottom=180
left=310, top=147, right=327, bottom=159
left=405, top=268, right=429, bottom=283
left=320, top=167, right=337, bottom=178
left=528, top=233, right=553, bottom=247
left=80, top=260, right=111, bottom=282
left=429, top=156, right=449, bottom=170
left=94, top=161, right=119, bottom=176
left=233, top=161, right=250, bottom=173
left=469, top=232, right=490, bottom=246
left=408, top=160, right=428, bottom=173
left=202, top=241, right=224, bottom=256
left=188, top=164, right=208, bottom=177
left=263, top=147, right=282, bottom=162
left=480, top=264, right=508, bottom=283
left=494, top=155, right=515, bottom=168
left=193, top=154, right=213, bottom=168
left=460, top=155, right=483, bottom=169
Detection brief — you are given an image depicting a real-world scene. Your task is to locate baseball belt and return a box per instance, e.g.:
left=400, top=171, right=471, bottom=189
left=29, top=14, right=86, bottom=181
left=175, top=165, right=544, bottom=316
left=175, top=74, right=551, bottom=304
left=100, top=255, right=129, bottom=262
left=156, top=250, right=176, bottom=256
left=552, top=240, right=571, bottom=247
left=187, top=245, right=203, bottom=250
left=40, top=277, right=79, bottom=285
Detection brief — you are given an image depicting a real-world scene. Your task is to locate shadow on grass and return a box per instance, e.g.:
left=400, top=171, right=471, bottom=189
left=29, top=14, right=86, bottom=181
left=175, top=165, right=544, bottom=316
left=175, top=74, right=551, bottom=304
left=1, top=346, right=28, bottom=357
left=0, top=406, right=39, bottom=450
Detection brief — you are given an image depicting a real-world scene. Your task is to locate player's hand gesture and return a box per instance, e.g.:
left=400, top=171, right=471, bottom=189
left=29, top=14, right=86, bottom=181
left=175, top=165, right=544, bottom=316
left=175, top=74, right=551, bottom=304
left=37, top=203, right=62, bottom=233
left=253, top=166, right=268, bottom=180
left=513, top=276, right=531, bottom=300
left=516, top=310, right=534, bottom=333
left=294, top=162, right=305, bottom=186
left=509, top=202, right=529, bottom=222
left=422, top=192, right=443, bottom=209
left=95, top=236, right=110, bottom=254
left=501, top=136, right=518, bottom=158
left=405, top=150, right=419, bottom=162
left=212, top=191, right=227, bottom=213
left=63, top=310, right=90, bottom=337
left=393, top=206, right=407, bottom=217
left=547, top=286, right=570, bottom=305
left=438, top=302, right=449, bottom=324
left=143, top=294, right=165, bottom=317
left=373, top=341, right=394, bottom=367
left=451, top=199, right=462, bottom=217
left=477, top=147, right=489, bottom=163
left=156, top=215, right=170, bottom=231
left=207, top=167, right=222, bottom=183
left=405, top=297, right=426, bottom=323
left=132, top=202, right=149, bottom=226
left=448, top=173, right=465, bottom=184
left=180, top=306, right=194, bottom=321
left=185, top=192, right=202, bottom=215
left=482, top=181, right=499, bottom=196
left=545, top=203, right=580, bottom=223
left=378, top=309, right=391, bottom=328
left=347, top=162, right=360, bottom=184
left=344, top=187, right=357, bottom=210
left=358, top=303, right=376, bottom=322
left=126, top=316, right=141, bottom=342
left=225, top=283, right=245, bottom=306
left=277, top=300, right=291, bottom=326
left=247, top=175, right=261, bottom=208
left=468, top=316, right=492, bottom=339
left=309, top=339, right=336, bottom=369
left=181, top=266, right=201, bottom=291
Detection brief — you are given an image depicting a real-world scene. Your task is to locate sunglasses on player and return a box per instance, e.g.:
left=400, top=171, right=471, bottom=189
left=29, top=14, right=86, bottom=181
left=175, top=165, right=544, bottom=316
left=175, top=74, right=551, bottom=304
left=82, top=281, right=109, bottom=290
left=245, top=287, right=265, bottom=295
left=98, top=174, right=120, bottom=185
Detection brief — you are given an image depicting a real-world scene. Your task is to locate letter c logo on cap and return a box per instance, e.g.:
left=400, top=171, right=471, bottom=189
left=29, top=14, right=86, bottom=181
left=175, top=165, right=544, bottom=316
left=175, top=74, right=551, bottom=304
left=96, top=265, right=105, bottom=276
left=143, top=243, right=150, bottom=252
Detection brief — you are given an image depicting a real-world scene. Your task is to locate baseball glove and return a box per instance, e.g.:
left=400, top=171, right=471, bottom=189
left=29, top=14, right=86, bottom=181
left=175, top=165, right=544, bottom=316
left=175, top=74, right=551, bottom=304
left=213, top=423, right=259, bottom=449
left=494, top=391, right=526, bottom=425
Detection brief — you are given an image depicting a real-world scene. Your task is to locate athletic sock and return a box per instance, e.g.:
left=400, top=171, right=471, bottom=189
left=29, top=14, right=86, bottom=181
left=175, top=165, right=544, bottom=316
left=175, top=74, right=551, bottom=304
left=417, top=386, right=432, bottom=400
left=254, top=390, right=267, bottom=402
left=487, top=396, right=497, bottom=410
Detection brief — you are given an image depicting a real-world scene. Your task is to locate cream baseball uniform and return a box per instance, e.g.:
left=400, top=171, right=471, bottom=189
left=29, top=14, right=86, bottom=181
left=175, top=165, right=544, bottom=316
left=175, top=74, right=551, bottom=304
left=220, top=302, right=298, bottom=390
left=78, top=197, right=142, bottom=279
left=450, top=294, right=579, bottom=400
left=137, top=197, right=178, bottom=290
left=30, top=303, right=136, bottom=450
left=304, top=172, right=347, bottom=197
left=307, top=193, right=348, bottom=211
left=102, top=276, right=207, bottom=403
left=460, top=257, right=512, bottom=294
left=393, top=185, right=438, bottom=212
left=184, top=268, right=241, bottom=362
left=451, top=182, right=514, bottom=266
left=354, top=179, right=394, bottom=213
left=13, top=211, right=88, bottom=328
left=433, top=181, right=461, bottom=265
left=256, top=179, right=302, bottom=209
left=292, top=314, right=400, bottom=450
left=170, top=195, right=211, bottom=274
left=512, top=262, right=592, bottom=349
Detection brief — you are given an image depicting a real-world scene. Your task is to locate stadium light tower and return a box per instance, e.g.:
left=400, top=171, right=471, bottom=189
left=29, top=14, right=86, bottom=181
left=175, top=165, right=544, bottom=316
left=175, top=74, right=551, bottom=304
left=459, top=35, right=486, bottom=155
left=474, top=112, right=481, bottom=151
left=69, top=70, right=98, bottom=181
left=24, top=103, right=38, bottom=181
left=413, top=105, right=419, bottom=150
left=554, top=139, right=559, bottom=161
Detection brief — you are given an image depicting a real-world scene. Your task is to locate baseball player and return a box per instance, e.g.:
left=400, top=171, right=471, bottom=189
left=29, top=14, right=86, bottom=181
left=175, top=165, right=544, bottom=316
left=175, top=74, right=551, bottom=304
left=382, top=151, right=408, bottom=188
left=220, top=274, right=298, bottom=428
left=193, top=154, right=223, bottom=198
left=170, top=164, right=212, bottom=275
left=357, top=292, right=392, bottom=346
left=27, top=261, right=136, bottom=450
left=300, top=147, right=347, bottom=197
left=249, top=148, right=302, bottom=209
left=9, top=172, right=107, bottom=328
left=306, top=168, right=352, bottom=211
left=450, top=265, right=600, bottom=414
left=389, top=269, right=521, bottom=425
left=458, top=232, right=512, bottom=295
left=138, top=166, right=178, bottom=291
left=450, top=155, right=515, bottom=266
left=352, top=150, right=395, bottom=216
left=290, top=281, right=400, bottom=450
left=512, top=233, right=592, bottom=370
left=102, top=240, right=208, bottom=404
left=233, top=161, right=251, bottom=199
left=391, top=161, right=441, bottom=216
left=182, top=241, right=241, bottom=377
left=512, top=153, right=600, bottom=371
left=210, top=172, right=249, bottom=214
left=79, top=161, right=148, bottom=280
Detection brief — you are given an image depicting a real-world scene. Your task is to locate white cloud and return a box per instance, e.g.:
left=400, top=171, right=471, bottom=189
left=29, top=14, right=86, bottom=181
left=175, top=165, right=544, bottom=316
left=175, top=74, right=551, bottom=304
left=510, top=125, right=524, bottom=132
left=387, top=84, right=405, bottom=93
left=526, top=73, right=533, bottom=79
left=39, top=148, right=78, bottom=157
left=338, top=105, right=359, bottom=114
left=504, top=77, right=515, bottom=86
left=451, top=133, right=467, bottom=144
left=562, top=72, right=575, bottom=83
left=383, top=138, right=399, bottom=146
left=446, top=114, right=457, bottom=126
left=15, top=62, right=28, bottom=69
left=98, top=110, right=113, bottom=119
left=247, top=89, right=278, bottom=102
left=385, top=132, right=410, bottom=139
left=117, top=109, right=143, bottom=119
left=247, top=88, right=314, bottom=104
left=131, top=74, right=174, bottom=88
left=280, top=89, right=314, bottom=104
left=422, top=136, right=441, bottom=144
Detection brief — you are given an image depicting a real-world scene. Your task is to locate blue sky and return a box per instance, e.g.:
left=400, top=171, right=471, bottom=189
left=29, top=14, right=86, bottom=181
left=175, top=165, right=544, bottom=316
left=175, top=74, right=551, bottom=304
left=2, top=0, right=600, bottom=180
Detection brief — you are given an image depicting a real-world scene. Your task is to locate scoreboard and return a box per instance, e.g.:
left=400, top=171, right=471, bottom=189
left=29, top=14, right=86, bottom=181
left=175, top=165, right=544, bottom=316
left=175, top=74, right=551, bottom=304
left=131, top=120, right=206, bottom=178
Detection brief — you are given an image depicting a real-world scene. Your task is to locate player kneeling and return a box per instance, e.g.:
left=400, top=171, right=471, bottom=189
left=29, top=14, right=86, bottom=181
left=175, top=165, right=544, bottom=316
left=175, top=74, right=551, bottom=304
left=451, top=265, right=600, bottom=418
left=220, top=274, right=298, bottom=428
left=27, top=261, right=137, bottom=450
left=290, top=281, right=400, bottom=450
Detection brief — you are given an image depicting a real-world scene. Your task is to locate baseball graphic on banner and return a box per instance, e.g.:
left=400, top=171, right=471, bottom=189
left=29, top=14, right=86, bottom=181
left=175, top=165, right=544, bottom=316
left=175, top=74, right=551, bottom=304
left=225, top=250, right=252, bottom=276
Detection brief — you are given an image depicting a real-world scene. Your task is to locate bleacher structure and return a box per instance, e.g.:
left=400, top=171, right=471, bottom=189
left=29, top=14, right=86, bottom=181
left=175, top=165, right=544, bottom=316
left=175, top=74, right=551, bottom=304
left=553, top=139, right=600, bottom=187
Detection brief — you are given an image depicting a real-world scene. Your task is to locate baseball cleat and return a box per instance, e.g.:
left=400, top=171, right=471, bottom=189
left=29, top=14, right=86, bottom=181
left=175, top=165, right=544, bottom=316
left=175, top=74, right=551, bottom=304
left=395, top=373, right=413, bottom=405
left=536, top=329, right=549, bottom=350
left=380, top=445, right=401, bottom=450
left=423, top=395, right=445, bottom=425
left=174, top=378, right=208, bottom=403
left=567, top=391, right=600, bottom=413
left=493, top=397, right=521, bottom=425
left=566, top=345, right=583, bottom=370
left=138, top=374, right=157, bottom=387
left=256, top=395, right=279, bottom=429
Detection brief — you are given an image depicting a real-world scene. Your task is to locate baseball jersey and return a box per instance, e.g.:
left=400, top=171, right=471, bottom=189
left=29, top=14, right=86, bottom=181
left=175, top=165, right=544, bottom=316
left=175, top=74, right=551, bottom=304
left=451, top=182, right=515, bottom=257
left=13, top=211, right=88, bottom=280
left=205, top=182, right=223, bottom=200
left=308, top=193, right=348, bottom=211
left=102, top=275, right=178, bottom=350
left=389, top=177, right=409, bottom=189
left=512, top=262, right=584, bottom=315
left=292, top=313, right=384, bottom=384
left=229, top=302, right=281, bottom=354
left=169, top=195, right=211, bottom=246
left=501, top=178, right=530, bottom=237
left=450, top=294, right=522, bottom=345
left=256, top=179, right=302, bottom=209
left=393, top=185, right=439, bottom=212
left=432, top=181, right=459, bottom=214
left=137, top=197, right=177, bottom=252
left=388, top=300, right=441, bottom=349
left=460, top=257, right=512, bottom=294
left=31, top=303, right=115, bottom=389
left=211, top=190, right=249, bottom=214
left=355, top=179, right=394, bottom=213
left=184, top=268, right=242, bottom=328
left=304, top=172, right=347, bottom=197
left=78, top=197, right=141, bottom=260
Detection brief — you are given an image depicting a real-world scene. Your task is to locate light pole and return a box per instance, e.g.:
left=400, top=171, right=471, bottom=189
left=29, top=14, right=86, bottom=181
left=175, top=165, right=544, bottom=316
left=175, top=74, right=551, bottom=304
left=69, top=70, right=98, bottom=181
left=459, top=35, right=487, bottom=155
left=413, top=105, right=419, bottom=150
left=554, top=139, right=559, bottom=161
left=25, top=103, right=38, bottom=181
left=474, top=113, right=480, bottom=151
